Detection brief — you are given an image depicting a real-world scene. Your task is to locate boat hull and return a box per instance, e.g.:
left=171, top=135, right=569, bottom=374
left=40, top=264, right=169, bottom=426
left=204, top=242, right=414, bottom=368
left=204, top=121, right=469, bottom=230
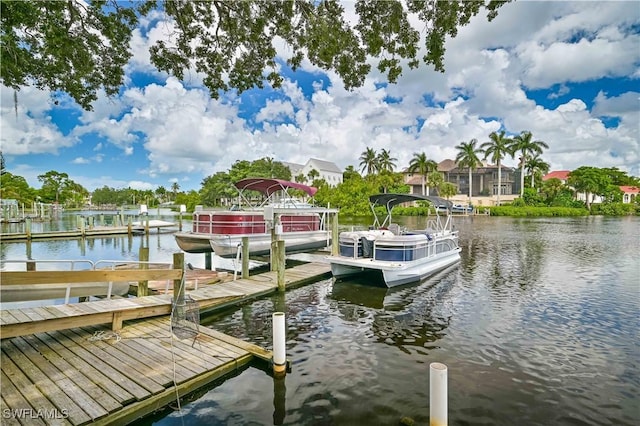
left=329, top=248, right=461, bottom=287
left=210, top=231, right=330, bottom=258
left=0, top=282, right=131, bottom=303
left=174, top=232, right=214, bottom=253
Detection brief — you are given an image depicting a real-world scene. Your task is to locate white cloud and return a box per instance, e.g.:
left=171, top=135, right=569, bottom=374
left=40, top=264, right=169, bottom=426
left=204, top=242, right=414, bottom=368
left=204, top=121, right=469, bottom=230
left=6, top=1, right=640, bottom=189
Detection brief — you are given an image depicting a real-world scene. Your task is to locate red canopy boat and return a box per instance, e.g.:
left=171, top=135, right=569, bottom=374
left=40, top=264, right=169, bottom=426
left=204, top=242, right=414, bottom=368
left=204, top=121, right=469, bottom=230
left=174, top=178, right=336, bottom=257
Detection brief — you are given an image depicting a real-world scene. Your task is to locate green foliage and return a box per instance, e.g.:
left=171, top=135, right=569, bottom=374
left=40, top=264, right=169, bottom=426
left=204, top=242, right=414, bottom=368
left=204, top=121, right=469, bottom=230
left=36, top=170, right=85, bottom=205
left=175, top=190, right=201, bottom=212
left=568, top=166, right=612, bottom=208
left=590, top=203, right=637, bottom=216
left=200, top=171, right=234, bottom=207
left=1, top=0, right=508, bottom=110
left=0, top=172, right=35, bottom=204
left=1, top=0, right=139, bottom=110
left=438, top=182, right=457, bottom=199
left=320, top=173, right=377, bottom=216
left=359, top=147, right=378, bottom=175
left=522, top=187, right=544, bottom=206
left=489, top=206, right=590, bottom=217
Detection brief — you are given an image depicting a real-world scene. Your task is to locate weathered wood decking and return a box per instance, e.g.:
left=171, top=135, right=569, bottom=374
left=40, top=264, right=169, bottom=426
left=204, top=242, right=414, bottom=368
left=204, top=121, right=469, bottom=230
left=1, top=317, right=268, bottom=425
left=0, top=261, right=331, bottom=425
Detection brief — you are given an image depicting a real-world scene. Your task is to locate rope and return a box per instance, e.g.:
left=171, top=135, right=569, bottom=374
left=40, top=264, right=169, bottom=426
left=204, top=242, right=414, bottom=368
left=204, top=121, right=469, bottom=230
left=88, top=330, right=121, bottom=342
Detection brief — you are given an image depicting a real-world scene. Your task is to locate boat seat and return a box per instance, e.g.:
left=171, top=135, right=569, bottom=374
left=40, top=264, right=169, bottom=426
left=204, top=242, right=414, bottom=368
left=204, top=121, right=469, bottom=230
left=388, top=223, right=401, bottom=235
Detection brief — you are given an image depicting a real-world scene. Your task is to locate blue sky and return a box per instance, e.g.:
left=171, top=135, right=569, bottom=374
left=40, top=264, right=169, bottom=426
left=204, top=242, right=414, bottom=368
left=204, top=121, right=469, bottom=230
left=1, top=1, right=639, bottom=192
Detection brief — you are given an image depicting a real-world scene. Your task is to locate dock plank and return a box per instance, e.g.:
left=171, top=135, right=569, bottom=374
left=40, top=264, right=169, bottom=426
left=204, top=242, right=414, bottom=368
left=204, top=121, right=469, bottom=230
left=21, top=334, right=122, bottom=413
left=121, top=322, right=218, bottom=372
left=2, top=342, right=90, bottom=425
left=33, top=332, right=135, bottom=405
left=54, top=329, right=157, bottom=400
left=58, top=328, right=168, bottom=393
left=0, top=372, right=46, bottom=426
left=81, top=324, right=195, bottom=384
left=9, top=337, right=109, bottom=422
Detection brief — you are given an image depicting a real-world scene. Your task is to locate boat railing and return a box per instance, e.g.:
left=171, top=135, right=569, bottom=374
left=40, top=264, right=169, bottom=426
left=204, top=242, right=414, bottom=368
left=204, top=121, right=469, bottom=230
left=2, top=259, right=96, bottom=271
left=192, top=214, right=322, bottom=234
left=2, top=259, right=175, bottom=303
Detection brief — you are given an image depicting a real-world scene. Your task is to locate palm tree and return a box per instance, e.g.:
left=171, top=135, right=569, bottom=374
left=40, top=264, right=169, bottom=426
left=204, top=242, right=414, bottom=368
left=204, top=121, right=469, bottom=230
left=408, top=152, right=437, bottom=196
left=171, top=182, right=180, bottom=200
left=455, top=138, right=483, bottom=202
left=428, top=171, right=444, bottom=195
left=377, top=148, right=397, bottom=172
left=307, top=168, right=320, bottom=183
left=359, top=147, right=378, bottom=175
left=512, top=131, right=549, bottom=196
left=525, top=154, right=550, bottom=188
left=480, top=130, right=514, bottom=205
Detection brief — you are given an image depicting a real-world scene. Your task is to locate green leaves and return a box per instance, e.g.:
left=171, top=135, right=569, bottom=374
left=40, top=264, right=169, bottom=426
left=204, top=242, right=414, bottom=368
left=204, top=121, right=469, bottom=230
left=2, top=0, right=508, bottom=110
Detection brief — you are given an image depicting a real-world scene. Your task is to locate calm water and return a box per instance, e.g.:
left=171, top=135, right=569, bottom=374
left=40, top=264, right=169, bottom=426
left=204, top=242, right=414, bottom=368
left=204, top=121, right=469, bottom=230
left=1, top=214, right=639, bottom=425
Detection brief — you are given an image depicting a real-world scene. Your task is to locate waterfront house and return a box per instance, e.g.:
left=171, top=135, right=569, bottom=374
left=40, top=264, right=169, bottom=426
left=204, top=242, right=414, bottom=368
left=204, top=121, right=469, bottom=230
left=285, top=158, right=343, bottom=187
left=402, top=159, right=517, bottom=205
left=620, top=186, right=639, bottom=204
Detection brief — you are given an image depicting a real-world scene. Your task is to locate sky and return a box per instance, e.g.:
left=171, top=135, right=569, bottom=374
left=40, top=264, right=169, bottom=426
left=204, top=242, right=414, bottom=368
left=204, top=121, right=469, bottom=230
left=1, top=1, right=639, bottom=192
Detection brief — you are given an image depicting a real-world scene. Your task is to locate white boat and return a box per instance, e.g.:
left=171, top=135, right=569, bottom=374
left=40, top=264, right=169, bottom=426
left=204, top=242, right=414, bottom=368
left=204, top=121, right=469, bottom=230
left=0, top=282, right=130, bottom=303
left=327, top=194, right=461, bottom=287
left=174, top=178, right=336, bottom=258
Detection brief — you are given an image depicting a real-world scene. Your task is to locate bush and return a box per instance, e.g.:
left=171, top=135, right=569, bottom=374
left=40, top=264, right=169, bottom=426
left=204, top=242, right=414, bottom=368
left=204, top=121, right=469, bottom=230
left=488, top=206, right=589, bottom=217
left=590, top=203, right=637, bottom=216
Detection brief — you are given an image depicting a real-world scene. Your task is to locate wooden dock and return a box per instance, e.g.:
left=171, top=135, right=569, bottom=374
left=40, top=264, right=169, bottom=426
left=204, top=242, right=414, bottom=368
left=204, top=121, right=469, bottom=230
left=0, top=261, right=331, bottom=424
left=0, top=220, right=176, bottom=242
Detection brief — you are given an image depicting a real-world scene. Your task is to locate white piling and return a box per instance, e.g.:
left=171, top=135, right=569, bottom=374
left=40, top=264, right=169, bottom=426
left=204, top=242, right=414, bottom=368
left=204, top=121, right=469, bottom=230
left=430, top=362, right=448, bottom=426
left=272, top=312, right=286, bottom=377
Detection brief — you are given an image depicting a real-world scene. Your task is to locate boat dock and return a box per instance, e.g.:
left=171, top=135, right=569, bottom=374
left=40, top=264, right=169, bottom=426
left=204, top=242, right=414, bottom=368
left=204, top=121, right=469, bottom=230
left=1, top=220, right=177, bottom=242
left=0, top=260, right=331, bottom=424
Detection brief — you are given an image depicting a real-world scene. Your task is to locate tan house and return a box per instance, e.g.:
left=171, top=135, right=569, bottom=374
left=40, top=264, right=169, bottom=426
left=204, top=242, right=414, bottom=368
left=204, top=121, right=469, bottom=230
left=403, top=159, right=517, bottom=205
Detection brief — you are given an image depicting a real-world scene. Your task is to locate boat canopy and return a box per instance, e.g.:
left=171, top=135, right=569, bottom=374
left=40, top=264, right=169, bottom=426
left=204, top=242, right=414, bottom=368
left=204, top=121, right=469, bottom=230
left=369, top=193, right=452, bottom=211
left=235, top=178, right=318, bottom=197
left=369, top=193, right=454, bottom=229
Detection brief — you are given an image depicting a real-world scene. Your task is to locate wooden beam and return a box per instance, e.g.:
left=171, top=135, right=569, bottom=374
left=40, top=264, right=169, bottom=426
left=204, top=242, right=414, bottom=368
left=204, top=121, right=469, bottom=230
left=2, top=269, right=183, bottom=286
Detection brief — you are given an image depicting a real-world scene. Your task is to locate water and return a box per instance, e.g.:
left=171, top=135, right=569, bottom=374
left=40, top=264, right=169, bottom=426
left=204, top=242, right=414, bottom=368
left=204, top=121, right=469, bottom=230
left=2, top=214, right=639, bottom=425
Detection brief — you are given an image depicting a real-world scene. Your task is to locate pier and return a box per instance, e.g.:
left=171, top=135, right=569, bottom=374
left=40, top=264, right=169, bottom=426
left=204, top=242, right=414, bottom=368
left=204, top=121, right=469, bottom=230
left=0, top=259, right=331, bottom=424
left=0, top=219, right=177, bottom=242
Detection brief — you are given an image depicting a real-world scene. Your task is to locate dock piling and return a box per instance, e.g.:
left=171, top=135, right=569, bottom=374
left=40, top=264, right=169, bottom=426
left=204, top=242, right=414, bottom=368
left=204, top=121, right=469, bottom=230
left=242, top=236, right=250, bottom=279
left=430, top=362, right=448, bottom=426
left=272, top=312, right=286, bottom=378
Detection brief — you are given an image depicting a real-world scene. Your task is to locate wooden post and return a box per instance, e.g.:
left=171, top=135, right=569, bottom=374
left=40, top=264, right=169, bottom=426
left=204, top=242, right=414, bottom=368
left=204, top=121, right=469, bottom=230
left=145, top=215, right=150, bottom=235
left=26, top=261, right=36, bottom=271
left=25, top=217, right=32, bottom=240
left=205, top=252, right=212, bottom=270
left=80, top=216, right=86, bottom=237
left=173, top=252, right=185, bottom=303
left=241, top=236, right=250, bottom=279
left=100, top=214, right=105, bottom=226
left=331, top=212, right=339, bottom=256
left=120, top=207, right=125, bottom=226
left=127, top=217, right=132, bottom=236
left=277, top=239, right=285, bottom=292
left=88, top=216, right=94, bottom=229
left=270, top=226, right=277, bottom=272
left=138, top=247, right=149, bottom=297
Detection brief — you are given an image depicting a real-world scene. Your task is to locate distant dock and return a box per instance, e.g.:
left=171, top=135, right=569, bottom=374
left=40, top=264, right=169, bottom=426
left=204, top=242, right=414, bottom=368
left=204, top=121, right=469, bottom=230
left=0, top=220, right=176, bottom=242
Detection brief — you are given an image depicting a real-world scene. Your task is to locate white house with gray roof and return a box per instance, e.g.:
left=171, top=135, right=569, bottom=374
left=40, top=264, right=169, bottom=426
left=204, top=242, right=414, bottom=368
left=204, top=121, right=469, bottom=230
left=285, top=158, right=343, bottom=187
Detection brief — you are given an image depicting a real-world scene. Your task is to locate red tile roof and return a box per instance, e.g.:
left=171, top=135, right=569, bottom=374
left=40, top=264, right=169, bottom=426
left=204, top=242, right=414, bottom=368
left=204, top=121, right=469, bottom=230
left=543, top=170, right=571, bottom=181
left=620, top=186, right=640, bottom=194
